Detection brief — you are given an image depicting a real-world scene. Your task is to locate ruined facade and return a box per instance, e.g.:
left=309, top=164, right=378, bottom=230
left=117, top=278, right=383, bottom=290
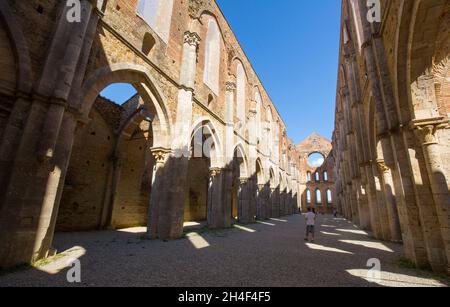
left=0, top=0, right=302, bottom=268
left=333, top=0, right=450, bottom=274
left=297, top=134, right=335, bottom=214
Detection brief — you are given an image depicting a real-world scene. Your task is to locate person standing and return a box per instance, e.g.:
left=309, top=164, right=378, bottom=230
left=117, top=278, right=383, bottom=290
left=304, top=208, right=316, bottom=242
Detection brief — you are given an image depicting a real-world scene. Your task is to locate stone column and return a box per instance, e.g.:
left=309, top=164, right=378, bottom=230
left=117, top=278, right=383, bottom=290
left=173, top=31, right=200, bottom=151
left=413, top=120, right=450, bottom=273
left=147, top=147, right=171, bottom=239
left=256, top=184, right=265, bottom=220
left=270, top=188, right=276, bottom=218
left=148, top=31, right=201, bottom=240
left=0, top=1, right=100, bottom=268
left=100, top=153, right=123, bottom=229
left=238, top=178, right=253, bottom=223
left=208, top=167, right=229, bottom=228
left=364, top=162, right=383, bottom=239
left=372, top=160, right=391, bottom=241
left=376, top=159, right=402, bottom=242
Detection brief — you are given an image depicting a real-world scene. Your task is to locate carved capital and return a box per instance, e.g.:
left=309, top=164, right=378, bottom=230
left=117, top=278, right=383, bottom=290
left=210, top=167, right=223, bottom=178
left=184, top=31, right=201, bottom=47
left=226, top=81, right=236, bottom=92
left=151, top=147, right=171, bottom=164
left=240, top=177, right=249, bottom=185
left=412, top=117, right=448, bottom=146
left=375, top=159, right=390, bottom=174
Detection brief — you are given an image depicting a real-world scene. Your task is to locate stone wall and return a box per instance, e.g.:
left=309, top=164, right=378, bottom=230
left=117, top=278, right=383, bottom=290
left=0, top=0, right=302, bottom=268
left=333, top=0, right=450, bottom=275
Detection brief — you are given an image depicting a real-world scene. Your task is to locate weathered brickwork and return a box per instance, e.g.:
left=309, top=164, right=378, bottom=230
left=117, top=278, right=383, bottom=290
left=334, top=0, right=450, bottom=275
left=0, top=0, right=302, bottom=268
left=296, top=134, right=336, bottom=214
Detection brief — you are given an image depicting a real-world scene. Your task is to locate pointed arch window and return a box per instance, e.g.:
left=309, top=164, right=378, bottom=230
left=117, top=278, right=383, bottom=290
left=327, top=189, right=333, bottom=204
left=204, top=19, right=221, bottom=94
left=315, top=172, right=320, bottom=182
left=137, top=0, right=174, bottom=43
left=316, top=189, right=322, bottom=204
left=306, top=172, right=311, bottom=182
left=236, top=62, right=246, bottom=127
left=255, top=91, right=262, bottom=139
left=323, top=171, right=328, bottom=182
left=306, top=190, right=311, bottom=204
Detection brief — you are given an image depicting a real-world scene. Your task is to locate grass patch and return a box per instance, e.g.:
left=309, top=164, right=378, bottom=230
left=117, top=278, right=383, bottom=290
left=32, top=253, right=66, bottom=268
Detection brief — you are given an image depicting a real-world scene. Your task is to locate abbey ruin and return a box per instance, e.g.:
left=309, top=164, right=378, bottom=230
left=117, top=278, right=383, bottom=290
left=0, top=0, right=448, bottom=284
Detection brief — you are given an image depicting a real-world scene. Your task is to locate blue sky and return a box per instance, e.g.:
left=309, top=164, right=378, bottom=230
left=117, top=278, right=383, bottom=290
left=101, top=1, right=341, bottom=144
left=217, top=0, right=341, bottom=143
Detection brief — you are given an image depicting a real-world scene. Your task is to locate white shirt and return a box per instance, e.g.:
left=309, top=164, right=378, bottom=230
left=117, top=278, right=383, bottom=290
left=305, top=212, right=316, bottom=226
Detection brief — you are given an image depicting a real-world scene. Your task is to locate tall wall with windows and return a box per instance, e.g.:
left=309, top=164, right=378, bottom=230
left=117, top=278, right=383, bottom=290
left=0, top=0, right=302, bottom=268
left=296, top=133, right=335, bottom=214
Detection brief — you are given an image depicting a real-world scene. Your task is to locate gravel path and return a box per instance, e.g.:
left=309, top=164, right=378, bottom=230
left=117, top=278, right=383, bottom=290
left=0, top=214, right=447, bottom=287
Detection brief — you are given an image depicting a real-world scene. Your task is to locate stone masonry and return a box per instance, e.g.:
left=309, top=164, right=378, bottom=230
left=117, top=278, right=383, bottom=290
left=333, top=0, right=450, bottom=275
left=0, top=0, right=302, bottom=268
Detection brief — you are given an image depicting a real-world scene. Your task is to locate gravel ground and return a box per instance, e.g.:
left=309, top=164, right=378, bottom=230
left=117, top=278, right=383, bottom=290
left=0, top=214, right=448, bottom=287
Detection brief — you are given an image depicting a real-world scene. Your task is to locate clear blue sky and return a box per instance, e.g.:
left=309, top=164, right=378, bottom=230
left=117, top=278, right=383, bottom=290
left=101, top=1, right=341, bottom=144
left=217, top=0, right=341, bottom=143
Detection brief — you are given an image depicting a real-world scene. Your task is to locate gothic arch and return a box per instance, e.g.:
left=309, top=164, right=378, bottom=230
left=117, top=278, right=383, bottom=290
left=255, top=157, right=265, bottom=185
left=235, top=60, right=247, bottom=127
left=233, top=142, right=249, bottom=178
left=79, top=63, right=172, bottom=148
left=198, top=11, right=227, bottom=43
left=190, top=117, right=223, bottom=168
left=269, top=167, right=276, bottom=189
left=396, top=0, right=448, bottom=122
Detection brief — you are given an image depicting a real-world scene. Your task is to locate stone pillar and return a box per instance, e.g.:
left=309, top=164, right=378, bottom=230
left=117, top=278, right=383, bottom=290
left=376, top=159, right=402, bottom=242
left=208, top=167, right=229, bottom=228
left=147, top=147, right=171, bottom=239
left=279, top=188, right=285, bottom=216
left=364, top=162, right=383, bottom=239
left=372, top=161, right=391, bottom=241
left=100, top=154, right=123, bottom=229
left=0, top=1, right=100, bottom=268
left=270, top=188, right=276, bottom=218
left=238, top=178, right=253, bottom=223
left=413, top=120, right=450, bottom=273
left=256, top=184, right=266, bottom=220
left=356, top=176, right=371, bottom=230
left=147, top=31, right=201, bottom=240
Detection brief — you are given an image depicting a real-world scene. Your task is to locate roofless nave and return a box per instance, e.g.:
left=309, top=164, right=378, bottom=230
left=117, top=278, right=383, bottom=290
left=0, top=0, right=448, bottom=278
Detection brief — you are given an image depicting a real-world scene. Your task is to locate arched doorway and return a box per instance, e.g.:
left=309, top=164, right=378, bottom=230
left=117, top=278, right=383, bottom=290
left=184, top=124, right=214, bottom=224
left=56, top=83, right=160, bottom=231
left=184, top=119, right=222, bottom=229
left=55, top=63, right=172, bottom=241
